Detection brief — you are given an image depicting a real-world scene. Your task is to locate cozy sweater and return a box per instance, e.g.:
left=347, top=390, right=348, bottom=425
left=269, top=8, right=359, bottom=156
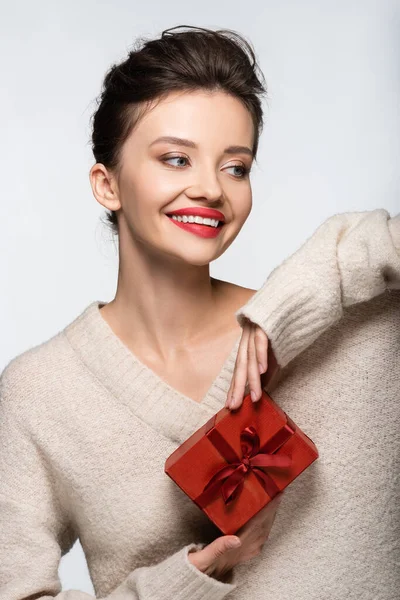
left=0, top=208, right=399, bottom=600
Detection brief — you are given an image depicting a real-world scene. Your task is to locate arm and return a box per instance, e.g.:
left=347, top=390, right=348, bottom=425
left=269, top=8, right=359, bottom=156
left=0, top=370, right=236, bottom=600
left=235, top=208, right=400, bottom=369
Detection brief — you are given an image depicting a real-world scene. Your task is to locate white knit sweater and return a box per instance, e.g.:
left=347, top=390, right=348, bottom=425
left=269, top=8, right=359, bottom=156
left=0, top=208, right=399, bottom=599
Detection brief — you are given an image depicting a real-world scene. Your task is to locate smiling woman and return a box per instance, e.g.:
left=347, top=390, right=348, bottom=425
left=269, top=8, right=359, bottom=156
left=90, top=26, right=265, bottom=246
left=1, top=23, right=400, bottom=600
left=90, top=88, right=258, bottom=265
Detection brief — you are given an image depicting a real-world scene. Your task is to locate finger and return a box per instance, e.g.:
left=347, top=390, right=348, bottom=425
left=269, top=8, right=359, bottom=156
left=225, top=324, right=251, bottom=408
left=225, top=323, right=251, bottom=407
left=188, top=535, right=241, bottom=573
left=225, top=325, right=246, bottom=406
left=228, top=324, right=252, bottom=410
left=247, top=325, right=263, bottom=402
left=254, top=326, right=268, bottom=374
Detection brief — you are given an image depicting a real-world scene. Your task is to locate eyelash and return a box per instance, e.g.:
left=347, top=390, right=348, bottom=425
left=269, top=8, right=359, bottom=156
left=161, top=155, right=251, bottom=179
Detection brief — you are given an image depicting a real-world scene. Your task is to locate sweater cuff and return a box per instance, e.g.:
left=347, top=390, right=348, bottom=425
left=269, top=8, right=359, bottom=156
left=235, top=286, right=340, bottom=369
left=122, top=542, right=237, bottom=600
left=388, top=213, right=400, bottom=255
left=235, top=209, right=400, bottom=369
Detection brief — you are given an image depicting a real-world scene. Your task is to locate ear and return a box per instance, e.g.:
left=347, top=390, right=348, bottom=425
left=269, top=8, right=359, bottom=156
left=89, top=163, right=121, bottom=212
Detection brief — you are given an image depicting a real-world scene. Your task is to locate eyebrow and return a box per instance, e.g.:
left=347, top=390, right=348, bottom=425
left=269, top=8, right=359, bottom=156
left=149, top=136, right=253, bottom=157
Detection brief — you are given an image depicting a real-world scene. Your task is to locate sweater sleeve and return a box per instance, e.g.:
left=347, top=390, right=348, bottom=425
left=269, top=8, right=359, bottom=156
left=0, top=374, right=236, bottom=600
left=235, top=208, right=400, bottom=369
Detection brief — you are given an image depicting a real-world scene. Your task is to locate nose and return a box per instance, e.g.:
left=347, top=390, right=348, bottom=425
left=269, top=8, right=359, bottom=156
left=185, top=164, right=223, bottom=204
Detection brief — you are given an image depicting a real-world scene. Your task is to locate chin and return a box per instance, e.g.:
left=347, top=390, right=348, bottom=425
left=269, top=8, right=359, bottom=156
left=163, top=245, right=226, bottom=267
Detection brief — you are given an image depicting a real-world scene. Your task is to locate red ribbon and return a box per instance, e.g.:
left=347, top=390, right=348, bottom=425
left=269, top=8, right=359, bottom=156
left=194, top=415, right=295, bottom=508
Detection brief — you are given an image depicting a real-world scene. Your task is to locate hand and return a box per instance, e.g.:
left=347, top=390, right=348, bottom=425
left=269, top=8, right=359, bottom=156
left=188, top=492, right=284, bottom=580
left=225, top=319, right=270, bottom=410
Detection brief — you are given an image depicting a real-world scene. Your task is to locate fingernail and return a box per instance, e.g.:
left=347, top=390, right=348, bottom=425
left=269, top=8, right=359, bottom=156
left=259, top=362, right=265, bottom=374
left=251, top=390, right=257, bottom=402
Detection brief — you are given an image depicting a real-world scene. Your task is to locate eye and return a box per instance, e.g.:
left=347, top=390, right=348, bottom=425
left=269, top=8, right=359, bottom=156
left=162, top=155, right=189, bottom=168
left=224, top=164, right=250, bottom=179
left=161, top=155, right=250, bottom=179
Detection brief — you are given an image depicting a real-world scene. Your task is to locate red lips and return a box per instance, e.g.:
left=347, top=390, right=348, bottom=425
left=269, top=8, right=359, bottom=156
left=166, top=207, right=225, bottom=222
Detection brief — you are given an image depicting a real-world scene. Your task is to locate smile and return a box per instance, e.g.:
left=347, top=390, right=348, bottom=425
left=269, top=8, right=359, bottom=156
left=166, top=214, right=224, bottom=239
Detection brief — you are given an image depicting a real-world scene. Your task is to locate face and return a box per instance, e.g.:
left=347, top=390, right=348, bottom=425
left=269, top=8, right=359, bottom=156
left=91, top=89, right=255, bottom=266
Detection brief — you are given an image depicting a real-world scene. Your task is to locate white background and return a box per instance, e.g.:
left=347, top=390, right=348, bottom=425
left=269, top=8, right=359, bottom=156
left=1, top=0, right=399, bottom=593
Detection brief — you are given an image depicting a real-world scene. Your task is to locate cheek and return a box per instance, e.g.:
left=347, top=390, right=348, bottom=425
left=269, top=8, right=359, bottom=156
left=232, top=191, right=252, bottom=223
left=119, top=178, right=177, bottom=236
left=130, top=165, right=185, bottom=211
left=143, top=158, right=187, bottom=191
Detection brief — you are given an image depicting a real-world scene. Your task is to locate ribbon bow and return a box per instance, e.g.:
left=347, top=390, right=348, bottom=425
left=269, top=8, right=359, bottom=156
left=195, top=421, right=294, bottom=508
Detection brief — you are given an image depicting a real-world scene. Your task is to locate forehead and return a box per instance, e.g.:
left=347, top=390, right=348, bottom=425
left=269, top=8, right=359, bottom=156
left=128, top=89, right=254, bottom=149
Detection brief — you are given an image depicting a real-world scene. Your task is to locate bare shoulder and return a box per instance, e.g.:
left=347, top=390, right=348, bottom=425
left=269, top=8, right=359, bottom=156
left=235, top=284, right=257, bottom=306
left=213, top=278, right=257, bottom=313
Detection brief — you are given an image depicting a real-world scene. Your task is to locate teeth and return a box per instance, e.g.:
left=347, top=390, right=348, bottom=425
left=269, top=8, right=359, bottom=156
left=170, top=214, right=221, bottom=228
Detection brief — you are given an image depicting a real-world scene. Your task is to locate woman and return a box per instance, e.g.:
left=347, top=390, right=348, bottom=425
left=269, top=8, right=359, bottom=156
left=0, top=25, right=399, bottom=600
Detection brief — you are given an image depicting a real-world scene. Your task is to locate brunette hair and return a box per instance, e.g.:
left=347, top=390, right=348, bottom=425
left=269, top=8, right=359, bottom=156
left=90, top=25, right=268, bottom=236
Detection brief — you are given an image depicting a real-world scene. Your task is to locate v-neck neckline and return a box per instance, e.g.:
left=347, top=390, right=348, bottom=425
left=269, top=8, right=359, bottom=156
left=96, top=300, right=243, bottom=407
left=63, top=300, right=243, bottom=444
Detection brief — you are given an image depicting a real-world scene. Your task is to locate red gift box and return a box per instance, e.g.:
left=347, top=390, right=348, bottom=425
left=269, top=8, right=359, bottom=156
left=165, top=390, right=319, bottom=535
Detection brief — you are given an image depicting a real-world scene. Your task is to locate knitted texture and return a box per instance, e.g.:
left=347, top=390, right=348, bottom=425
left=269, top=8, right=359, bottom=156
left=0, top=208, right=399, bottom=599
left=235, top=209, right=400, bottom=367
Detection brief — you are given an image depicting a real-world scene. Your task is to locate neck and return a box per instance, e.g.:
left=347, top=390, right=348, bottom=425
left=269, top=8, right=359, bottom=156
left=101, top=246, right=224, bottom=361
